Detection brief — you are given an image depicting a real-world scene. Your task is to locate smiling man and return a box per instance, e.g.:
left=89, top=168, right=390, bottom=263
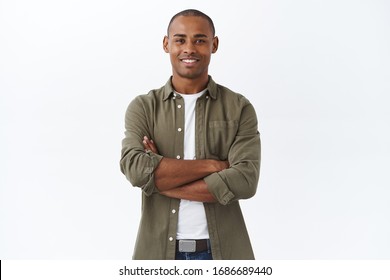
left=120, top=9, right=261, bottom=260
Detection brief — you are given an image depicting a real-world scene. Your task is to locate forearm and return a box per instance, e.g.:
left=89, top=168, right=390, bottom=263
left=160, top=179, right=216, bottom=203
left=155, top=157, right=228, bottom=191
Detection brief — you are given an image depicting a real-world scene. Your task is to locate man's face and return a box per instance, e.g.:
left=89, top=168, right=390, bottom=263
left=163, top=16, right=218, bottom=81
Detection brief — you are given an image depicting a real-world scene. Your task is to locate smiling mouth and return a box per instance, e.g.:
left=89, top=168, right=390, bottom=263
left=180, top=58, right=199, bottom=64
left=182, top=59, right=197, bottom=63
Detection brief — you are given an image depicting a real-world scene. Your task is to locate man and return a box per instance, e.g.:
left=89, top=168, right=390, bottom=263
left=120, top=9, right=261, bottom=260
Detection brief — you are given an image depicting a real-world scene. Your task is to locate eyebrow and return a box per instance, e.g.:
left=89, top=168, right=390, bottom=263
left=173, top=33, right=209, bottom=38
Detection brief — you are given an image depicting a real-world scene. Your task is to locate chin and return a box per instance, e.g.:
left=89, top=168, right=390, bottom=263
left=177, top=70, right=205, bottom=80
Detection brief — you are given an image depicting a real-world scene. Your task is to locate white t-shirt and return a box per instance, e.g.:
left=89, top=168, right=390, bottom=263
left=175, top=89, right=209, bottom=240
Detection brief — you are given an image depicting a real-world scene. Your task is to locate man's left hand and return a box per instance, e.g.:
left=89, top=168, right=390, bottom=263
left=143, top=136, right=159, bottom=154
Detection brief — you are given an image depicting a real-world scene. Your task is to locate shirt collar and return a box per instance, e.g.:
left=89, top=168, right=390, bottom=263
left=162, top=76, right=218, bottom=101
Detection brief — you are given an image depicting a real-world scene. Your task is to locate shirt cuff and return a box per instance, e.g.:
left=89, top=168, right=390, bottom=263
left=204, top=172, right=235, bottom=205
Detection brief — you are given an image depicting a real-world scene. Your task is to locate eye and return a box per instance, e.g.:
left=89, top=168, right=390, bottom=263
left=195, top=39, right=205, bottom=44
left=175, top=39, right=185, bottom=44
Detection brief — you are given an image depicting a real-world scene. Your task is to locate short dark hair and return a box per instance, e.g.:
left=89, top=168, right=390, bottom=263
left=167, top=9, right=215, bottom=36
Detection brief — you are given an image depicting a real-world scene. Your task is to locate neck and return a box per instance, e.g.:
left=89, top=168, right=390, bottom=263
left=171, top=74, right=209, bottom=94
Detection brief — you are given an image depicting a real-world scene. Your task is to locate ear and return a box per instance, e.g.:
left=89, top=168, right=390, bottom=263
left=163, top=36, right=169, bottom=53
left=212, top=36, right=219, bottom=53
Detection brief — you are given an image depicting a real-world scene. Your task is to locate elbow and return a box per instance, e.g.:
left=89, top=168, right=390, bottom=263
left=119, top=157, right=129, bottom=180
left=241, top=183, right=257, bottom=199
left=121, top=161, right=156, bottom=196
left=120, top=158, right=139, bottom=187
left=234, top=167, right=259, bottom=200
left=120, top=141, right=165, bottom=197
left=235, top=178, right=257, bottom=200
left=120, top=153, right=146, bottom=188
left=244, top=171, right=260, bottom=199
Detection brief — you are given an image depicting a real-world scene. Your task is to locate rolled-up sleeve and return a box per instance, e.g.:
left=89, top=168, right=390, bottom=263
left=120, top=96, right=163, bottom=196
left=204, top=102, right=261, bottom=205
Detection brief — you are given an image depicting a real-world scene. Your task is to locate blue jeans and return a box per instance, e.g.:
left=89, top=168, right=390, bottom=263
left=175, top=250, right=213, bottom=260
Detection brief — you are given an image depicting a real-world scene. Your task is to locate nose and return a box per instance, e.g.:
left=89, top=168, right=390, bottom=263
left=183, top=41, right=196, bottom=54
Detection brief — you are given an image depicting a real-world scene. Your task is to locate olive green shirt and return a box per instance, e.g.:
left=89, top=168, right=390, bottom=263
left=120, top=76, right=261, bottom=260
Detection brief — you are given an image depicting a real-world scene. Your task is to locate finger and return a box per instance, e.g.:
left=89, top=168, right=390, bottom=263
left=142, top=139, right=149, bottom=149
left=143, top=137, right=151, bottom=151
left=148, top=141, right=158, bottom=153
left=143, top=136, right=158, bottom=153
left=143, top=136, right=151, bottom=146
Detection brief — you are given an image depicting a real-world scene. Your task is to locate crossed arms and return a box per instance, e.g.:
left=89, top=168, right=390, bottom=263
left=142, top=136, right=229, bottom=203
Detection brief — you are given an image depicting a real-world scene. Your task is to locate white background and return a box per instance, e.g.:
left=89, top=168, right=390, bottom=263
left=1, top=0, right=389, bottom=259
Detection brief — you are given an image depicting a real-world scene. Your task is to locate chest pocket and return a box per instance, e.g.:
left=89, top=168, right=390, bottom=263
left=208, top=120, right=239, bottom=160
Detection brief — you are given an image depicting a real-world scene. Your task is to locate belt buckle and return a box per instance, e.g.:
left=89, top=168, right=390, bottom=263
left=178, top=240, right=196, bottom=253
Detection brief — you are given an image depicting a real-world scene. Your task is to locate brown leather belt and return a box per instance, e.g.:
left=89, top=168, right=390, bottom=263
left=176, top=239, right=210, bottom=253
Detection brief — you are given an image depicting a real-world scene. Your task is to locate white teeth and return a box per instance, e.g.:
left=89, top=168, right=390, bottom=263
left=183, top=59, right=196, bottom=63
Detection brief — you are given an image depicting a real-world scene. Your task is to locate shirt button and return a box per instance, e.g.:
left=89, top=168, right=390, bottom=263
left=206, top=96, right=209, bottom=99
left=169, top=237, right=174, bottom=242
left=173, top=97, right=176, bottom=100
left=177, top=128, right=182, bottom=132
left=171, top=209, right=176, bottom=214
left=176, top=155, right=181, bottom=159
left=177, top=105, right=182, bottom=109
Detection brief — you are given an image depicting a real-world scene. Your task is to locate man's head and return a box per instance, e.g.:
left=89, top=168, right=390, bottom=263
left=167, top=9, right=216, bottom=37
left=163, top=9, right=219, bottom=82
